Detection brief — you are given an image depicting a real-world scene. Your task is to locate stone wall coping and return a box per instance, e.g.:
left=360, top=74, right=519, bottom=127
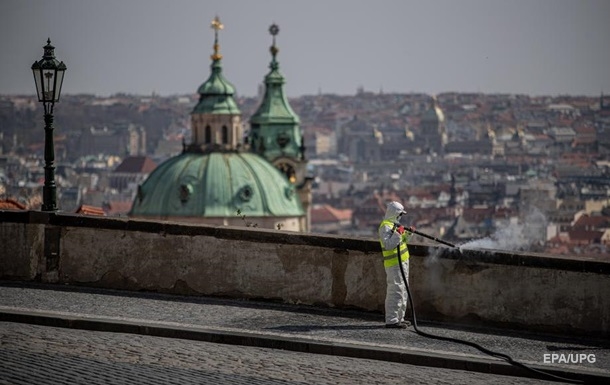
left=2, top=210, right=609, bottom=275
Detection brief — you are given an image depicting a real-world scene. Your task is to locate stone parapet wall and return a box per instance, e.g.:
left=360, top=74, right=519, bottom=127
left=1, top=210, right=608, bottom=338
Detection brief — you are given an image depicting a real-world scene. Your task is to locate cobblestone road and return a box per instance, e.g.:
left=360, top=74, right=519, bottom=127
left=1, top=282, right=607, bottom=384
left=0, top=283, right=607, bottom=374
left=0, top=322, right=556, bottom=385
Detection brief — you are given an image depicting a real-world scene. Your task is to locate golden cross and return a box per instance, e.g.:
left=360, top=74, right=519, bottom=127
left=210, top=16, right=224, bottom=61
left=211, top=16, right=224, bottom=31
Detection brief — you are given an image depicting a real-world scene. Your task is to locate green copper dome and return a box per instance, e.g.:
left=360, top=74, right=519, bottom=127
left=192, top=60, right=241, bottom=115
left=422, top=97, right=445, bottom=124
left=129, top=152, right=303, bottom=218
left=197, top=60, right=236, bottom=95
left=192, top=16, right=240, bottom=115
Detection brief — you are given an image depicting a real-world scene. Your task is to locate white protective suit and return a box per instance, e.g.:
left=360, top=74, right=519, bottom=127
left=378, top=201, right=411, bottom=326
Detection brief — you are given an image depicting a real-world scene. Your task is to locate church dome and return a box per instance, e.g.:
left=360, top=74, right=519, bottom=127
left=129, top=152, right=303, bottom=218
left=421, top=104, right=445, bottom=124
left=192, top=60, right=241, bottom=115
left=191, top=16, right=240, bottom=116
left=421, top=95, right=445, bottom=125
left=197, top=61, right=237, bottom=96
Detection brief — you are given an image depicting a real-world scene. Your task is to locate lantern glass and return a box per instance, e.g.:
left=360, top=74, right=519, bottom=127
left=54, top=63, right=66, bottom=102
left=32, top=64, right=44, bottom=102
left=43, top=69, right=56, bottom=101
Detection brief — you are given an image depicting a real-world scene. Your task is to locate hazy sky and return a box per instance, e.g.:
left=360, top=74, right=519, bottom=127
left=1, top=0, right=609, bottom=98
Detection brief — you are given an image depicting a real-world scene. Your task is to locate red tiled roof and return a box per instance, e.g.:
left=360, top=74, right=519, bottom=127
left=75, top=205, right=106, bottom=216
left=573, top=214, right=610, bottom=230
left=567, top=230, right=603, bottom=242
left=0, top=199, right=26, bottom=210
left=114, top=156, right=157, bottom=173
left=462, top=207, right=494, bottom=222
left=104, top=201, right=133, bottom=215
left=574, top=125, right=595, bottom=134
left=311, top=205, right=352, bottom=224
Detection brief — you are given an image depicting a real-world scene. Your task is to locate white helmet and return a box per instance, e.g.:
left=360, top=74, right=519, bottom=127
left=385, top=201, right=407, bottom=220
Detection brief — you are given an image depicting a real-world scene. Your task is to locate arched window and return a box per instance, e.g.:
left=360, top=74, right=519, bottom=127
left=222, top=126, right=229, bottom=144
left=205, top=125, right=211, bottom=144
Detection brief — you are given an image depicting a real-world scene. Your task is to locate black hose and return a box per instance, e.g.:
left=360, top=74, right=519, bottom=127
left=409, top=228, right=457, bottom=248
left=395, top=245, right=584, bottom=384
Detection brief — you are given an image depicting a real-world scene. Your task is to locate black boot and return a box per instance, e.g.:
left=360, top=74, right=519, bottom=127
left=385, top=322, right=407, bottom=329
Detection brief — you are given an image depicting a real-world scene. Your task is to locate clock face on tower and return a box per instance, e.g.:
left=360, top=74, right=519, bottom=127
left=275, top=161, right=296, bottom=184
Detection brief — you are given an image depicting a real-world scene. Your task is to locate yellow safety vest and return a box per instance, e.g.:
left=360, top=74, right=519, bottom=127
left=379, top=219, right=410, bottom=268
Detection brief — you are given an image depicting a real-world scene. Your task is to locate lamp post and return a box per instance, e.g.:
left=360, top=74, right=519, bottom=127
left=31, top=38, right=66, bottom=211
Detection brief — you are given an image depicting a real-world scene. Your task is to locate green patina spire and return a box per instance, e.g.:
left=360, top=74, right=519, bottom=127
left=192, top=16, right=240, bottom=115
left=249, top=23, right=303, bottom=164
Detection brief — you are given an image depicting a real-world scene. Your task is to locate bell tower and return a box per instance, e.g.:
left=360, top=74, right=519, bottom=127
left=249, top=24, right=311, bottom=231
left=419, top=96, right=447, bottom=155
left=189, top=16, right=243, bottom=153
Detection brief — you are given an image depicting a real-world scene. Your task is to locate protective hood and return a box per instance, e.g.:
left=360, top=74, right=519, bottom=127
left=384, top=201, right=407, bottom=221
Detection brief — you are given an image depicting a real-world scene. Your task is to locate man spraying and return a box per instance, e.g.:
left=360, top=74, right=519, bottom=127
left=378, top=201, right=414, bottom=328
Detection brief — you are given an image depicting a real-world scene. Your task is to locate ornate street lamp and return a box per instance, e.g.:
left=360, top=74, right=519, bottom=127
left=31, top=38, right=66, bottom=211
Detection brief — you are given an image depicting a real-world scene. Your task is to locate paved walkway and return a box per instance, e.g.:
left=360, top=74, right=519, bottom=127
left=1, top=281, right=608, bottom=384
